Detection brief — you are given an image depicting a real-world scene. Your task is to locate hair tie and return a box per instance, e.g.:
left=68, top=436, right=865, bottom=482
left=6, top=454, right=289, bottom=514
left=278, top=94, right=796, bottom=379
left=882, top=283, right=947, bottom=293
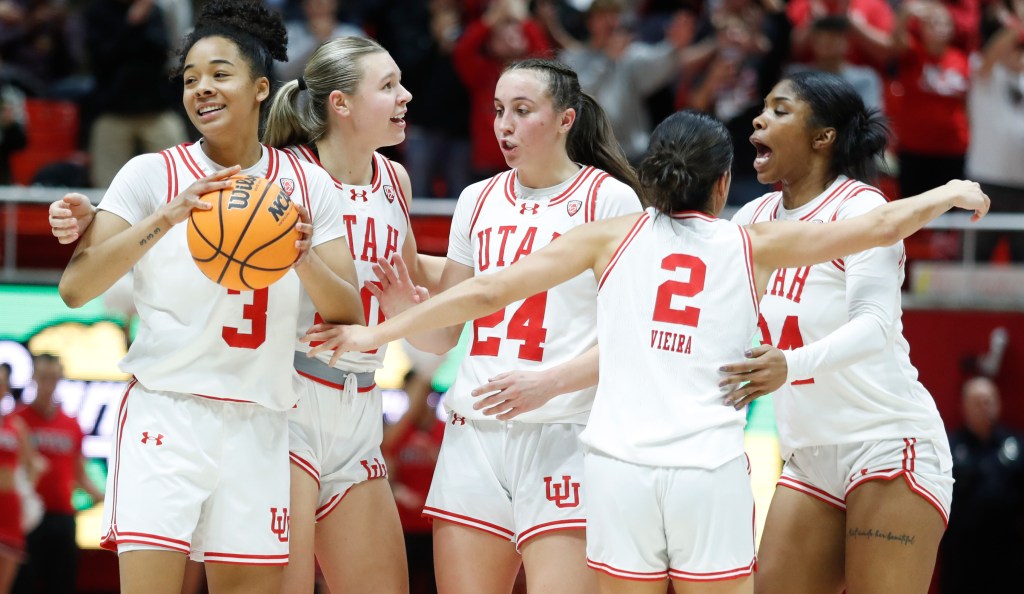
left=297, top=76, right=307, bottom=91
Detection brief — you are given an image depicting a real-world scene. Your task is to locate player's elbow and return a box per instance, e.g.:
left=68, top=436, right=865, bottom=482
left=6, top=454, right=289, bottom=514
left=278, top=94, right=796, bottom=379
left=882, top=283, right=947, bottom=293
left=58, top=270, right=89, bottom=309
left=59, top=289, right=87, bottom=309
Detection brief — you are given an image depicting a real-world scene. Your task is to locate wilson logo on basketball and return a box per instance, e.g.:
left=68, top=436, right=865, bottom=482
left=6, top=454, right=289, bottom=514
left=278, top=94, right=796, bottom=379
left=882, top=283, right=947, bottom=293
left=567, top=200, right=582, bottom=216
left=140, top=432, right=163, bottom=446
left=228, top=176, right=257, bottom=210
left=544, top=475, right=581, bottom=508
left=383, top=185, right=397, bottom=203
left=270, top=507, right=290, bottom=542
left=279, top=178, right=295, bottom=196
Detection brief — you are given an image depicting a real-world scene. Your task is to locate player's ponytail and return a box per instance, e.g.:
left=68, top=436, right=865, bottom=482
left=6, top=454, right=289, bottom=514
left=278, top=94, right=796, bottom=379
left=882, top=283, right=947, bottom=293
left=264, top=36, right=387, bottom=149
left=785, top=70, right=890, bottom=183
left=504, top=59, right=641, bottom=196
left=263, top=80, right=309, bottom=148
left=637, top=111, right=733, bottom=215
left=569, top=93, right=641, bottom=197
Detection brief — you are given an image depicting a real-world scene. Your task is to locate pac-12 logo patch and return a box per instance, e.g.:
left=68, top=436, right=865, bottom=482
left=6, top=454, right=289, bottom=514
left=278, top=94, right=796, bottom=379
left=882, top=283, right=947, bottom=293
left=383, top=184, right=397, bottom=203
left=567, top=200, right=582, bottom=217
left=279, top=178, right=295, bottom=196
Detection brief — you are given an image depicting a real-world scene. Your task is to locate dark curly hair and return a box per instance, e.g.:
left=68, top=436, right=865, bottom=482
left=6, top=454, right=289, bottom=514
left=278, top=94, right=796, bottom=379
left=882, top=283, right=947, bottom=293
left=176, top=0, right=288, bottom=81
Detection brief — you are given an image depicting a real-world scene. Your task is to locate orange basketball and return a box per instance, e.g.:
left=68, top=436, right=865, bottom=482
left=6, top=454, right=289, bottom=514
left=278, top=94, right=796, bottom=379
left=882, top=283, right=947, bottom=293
left=187, top=175, right=301, bottom=291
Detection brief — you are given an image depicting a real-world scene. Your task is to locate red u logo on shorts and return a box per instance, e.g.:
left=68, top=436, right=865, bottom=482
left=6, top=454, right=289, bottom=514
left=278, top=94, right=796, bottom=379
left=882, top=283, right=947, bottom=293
left=544, top=475, right=581, bottom=508
left=451, top=414, right=466, bottom=426
left=270, top=507, right=290, bottom=543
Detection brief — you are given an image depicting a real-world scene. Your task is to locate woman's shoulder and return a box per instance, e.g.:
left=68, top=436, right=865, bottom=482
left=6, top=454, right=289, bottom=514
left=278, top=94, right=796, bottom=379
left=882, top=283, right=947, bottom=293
left=833, top=181, right=888, bottom=218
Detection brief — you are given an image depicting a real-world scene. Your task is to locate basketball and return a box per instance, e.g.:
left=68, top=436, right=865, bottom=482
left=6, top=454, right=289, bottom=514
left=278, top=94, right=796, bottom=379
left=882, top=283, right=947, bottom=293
left=186, top=175, right=301, bottom=291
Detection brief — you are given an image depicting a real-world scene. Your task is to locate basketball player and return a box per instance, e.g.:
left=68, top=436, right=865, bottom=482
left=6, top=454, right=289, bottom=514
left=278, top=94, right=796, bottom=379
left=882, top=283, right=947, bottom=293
left=49, top=36, right=433, bottom=594
left=300, top=111, right=989, bottom=594
left=54, top=2, right=364, bottom=593
left=720, top=70, right=961, bottom=594
left=260, top=37, right=440, bottom=594
left=368, top=58, right=644, bottom=594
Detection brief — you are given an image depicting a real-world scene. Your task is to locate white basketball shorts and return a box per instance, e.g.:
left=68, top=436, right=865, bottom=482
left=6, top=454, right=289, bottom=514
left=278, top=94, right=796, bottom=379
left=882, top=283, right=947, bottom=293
left=101, top=380, right=291, bottom=564
left=778, top=437, right=954, bottom=525
left=289, top=371, right=384, bottom=522
left=423, top=414, right=586, bottom=549
left=585, top=452, right=757, bottom=583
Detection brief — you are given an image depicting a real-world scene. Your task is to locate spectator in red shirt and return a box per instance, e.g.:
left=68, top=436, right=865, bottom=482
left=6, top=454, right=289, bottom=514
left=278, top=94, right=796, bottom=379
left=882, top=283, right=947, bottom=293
left=890, top=0, right=970, bottom=199
left=453, top=0, right=551, bottom=180
left=12, top=354, right=102, bottom=594
left=788, top=0, right=895, bottom=70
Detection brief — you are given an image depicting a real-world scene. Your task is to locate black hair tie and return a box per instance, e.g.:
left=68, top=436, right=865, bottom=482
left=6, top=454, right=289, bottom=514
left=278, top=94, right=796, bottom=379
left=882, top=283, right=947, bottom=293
left=297, top=76, right=307, bottom=91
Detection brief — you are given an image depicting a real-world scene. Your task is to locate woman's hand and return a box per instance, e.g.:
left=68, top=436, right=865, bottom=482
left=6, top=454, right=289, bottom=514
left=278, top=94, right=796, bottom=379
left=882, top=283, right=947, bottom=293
left=470, top=370, right=557, bottom=420
left=944, top=179, right=990, bottom=221
left=302, top=323, right=381, bottom=366
left=719, top=344, right=788, bottom=409
left=156, top=165, right=240, bottom=226
left=367, top=255, right=430, bottom=318
left=49, top=193, right=96, bottom=244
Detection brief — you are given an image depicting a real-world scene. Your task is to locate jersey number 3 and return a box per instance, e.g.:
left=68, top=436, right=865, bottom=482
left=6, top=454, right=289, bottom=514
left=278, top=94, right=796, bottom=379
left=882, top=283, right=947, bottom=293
left=223, top=288, right=269, bottom=349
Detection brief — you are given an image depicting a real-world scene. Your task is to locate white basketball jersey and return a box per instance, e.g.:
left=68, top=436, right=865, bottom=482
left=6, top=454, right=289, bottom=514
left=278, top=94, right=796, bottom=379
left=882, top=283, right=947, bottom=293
left=446, top=166, right=643, bottom=423
left=98, top=142, right=346, bottom=410
left=582, top=209, right=755, bottom=469
left=732, top=176, right=947, bottom=457
left=285, top=146, right=411, bottom=372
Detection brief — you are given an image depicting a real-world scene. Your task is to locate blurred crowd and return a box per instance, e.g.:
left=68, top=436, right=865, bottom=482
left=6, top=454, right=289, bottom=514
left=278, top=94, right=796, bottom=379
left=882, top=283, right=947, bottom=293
left=0, top=0, right=1021, bottom=236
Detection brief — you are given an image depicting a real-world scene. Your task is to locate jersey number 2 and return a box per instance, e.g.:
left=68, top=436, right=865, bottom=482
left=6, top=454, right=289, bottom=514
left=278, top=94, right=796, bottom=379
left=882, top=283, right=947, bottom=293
left=652, top=254, right=706, bottom=327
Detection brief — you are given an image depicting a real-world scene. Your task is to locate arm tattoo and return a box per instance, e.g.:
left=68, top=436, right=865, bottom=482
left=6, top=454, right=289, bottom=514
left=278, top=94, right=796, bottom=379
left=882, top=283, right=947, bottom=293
left=138, top=226, right=163, bottom=247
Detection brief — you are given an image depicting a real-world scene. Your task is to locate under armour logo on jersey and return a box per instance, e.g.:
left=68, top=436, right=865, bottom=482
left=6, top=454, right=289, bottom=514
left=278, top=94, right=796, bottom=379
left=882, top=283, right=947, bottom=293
left=451, top=414, right=466, bottom=426
left=544, top=475, right=581, bottom=508
left=269, top=507, right=290, bottom=542
left=279, top=178, right=295, bottom=196
left=360, top=457, right=388, bottom=479
left=350, top=189, right=369, bottom=202
left=519, top=202, right=540, bottom=215
left=383, top=184, right=397, bottom=203
left=567, top=200, right=582, bottom=217
left=140, top=432, right=164, bottom=446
